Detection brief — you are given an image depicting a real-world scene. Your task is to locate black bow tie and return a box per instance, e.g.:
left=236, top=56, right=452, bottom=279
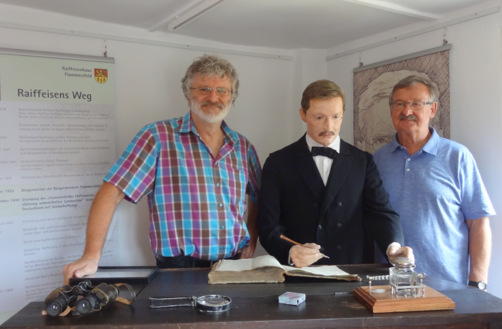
left=311, top=147, right=337, bottom=159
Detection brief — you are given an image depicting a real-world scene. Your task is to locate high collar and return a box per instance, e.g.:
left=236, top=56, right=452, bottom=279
left=305, top=134, right=340, bottom=153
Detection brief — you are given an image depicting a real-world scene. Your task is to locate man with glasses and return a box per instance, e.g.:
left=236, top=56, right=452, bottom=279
left=63, top=54, right=261, bottom=283
left=257, top=79, right=412, bottom=268
left=373, top=75, right=495, bottom=290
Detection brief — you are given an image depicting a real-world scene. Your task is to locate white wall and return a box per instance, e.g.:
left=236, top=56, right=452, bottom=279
left=1, top=0, right=502, bottom=323
left=325, top=1, right=502, bottom=299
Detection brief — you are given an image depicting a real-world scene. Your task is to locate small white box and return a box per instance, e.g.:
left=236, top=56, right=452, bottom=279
left=278, top=292, right=306, bottom=306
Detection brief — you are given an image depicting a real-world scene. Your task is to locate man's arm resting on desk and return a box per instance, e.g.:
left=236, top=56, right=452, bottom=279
left=62, top=182, right=125, bottom=284
left=467, top=216, right=492, bottom=284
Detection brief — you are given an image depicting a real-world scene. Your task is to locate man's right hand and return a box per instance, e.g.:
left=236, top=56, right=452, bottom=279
left=62, top=257, right=99, bottom=284
left=289, top=243, right=324, bottom=268
left=61, top=182, right=124, bottom=284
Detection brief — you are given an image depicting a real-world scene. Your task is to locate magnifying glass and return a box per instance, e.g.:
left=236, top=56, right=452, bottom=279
left=149, top=295, right=232, bottom=313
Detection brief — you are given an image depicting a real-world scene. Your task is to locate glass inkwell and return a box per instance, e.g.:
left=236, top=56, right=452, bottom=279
left=367, top=257, right=426, bottom=298
left=389, top=257, right=425, bottom=297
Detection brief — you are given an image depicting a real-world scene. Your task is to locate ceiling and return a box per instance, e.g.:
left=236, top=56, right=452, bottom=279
left=0, top=0, right=494, bottom=49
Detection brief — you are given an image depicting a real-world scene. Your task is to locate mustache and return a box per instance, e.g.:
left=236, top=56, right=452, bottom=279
left=399, top=114, right=417, bottom=120
left=201, top=101, right=224, bottom=109
left=319, top=131, right=335, bottom=137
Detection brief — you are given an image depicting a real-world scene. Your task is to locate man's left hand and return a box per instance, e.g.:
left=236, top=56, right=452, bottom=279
left=239, top=230, right=258, bottom=259
left=388, top=245, right=415, bottom=265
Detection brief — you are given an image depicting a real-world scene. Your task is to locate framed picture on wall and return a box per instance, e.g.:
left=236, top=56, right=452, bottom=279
left=353, top=45, right=451, bottom=153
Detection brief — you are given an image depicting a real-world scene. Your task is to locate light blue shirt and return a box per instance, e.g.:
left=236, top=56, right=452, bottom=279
left=373, top=128, right=495, bottom=284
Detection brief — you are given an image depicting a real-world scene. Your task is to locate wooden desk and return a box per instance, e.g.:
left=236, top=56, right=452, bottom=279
left=3, top=264, right=502, bottom=328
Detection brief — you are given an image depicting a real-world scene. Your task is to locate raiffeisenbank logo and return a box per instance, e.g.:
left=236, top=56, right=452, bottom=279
left=94, top=68, right=108, bottom=84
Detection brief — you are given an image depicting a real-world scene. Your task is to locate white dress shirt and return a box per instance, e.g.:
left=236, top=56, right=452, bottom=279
left=305, top=134, right=340, bottom=185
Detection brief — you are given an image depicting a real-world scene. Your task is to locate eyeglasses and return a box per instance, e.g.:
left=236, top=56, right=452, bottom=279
left=310, top=114, right=343, bottom=122
left=190, top=87, right=232, bottom=97
left=390, top=101, right=433, bottom=111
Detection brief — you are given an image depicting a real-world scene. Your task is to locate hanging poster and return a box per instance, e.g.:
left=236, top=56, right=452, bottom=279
left=0, top=48, right=117, bottom=316
left=353, top=45, right=451, bottom=153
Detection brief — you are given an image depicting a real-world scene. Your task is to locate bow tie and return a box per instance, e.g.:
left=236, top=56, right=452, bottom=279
left=311, top=146, right=337, bottom=159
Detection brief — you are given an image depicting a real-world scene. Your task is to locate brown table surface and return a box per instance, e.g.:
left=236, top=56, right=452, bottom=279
left=3, top=264, right=502, bottom=329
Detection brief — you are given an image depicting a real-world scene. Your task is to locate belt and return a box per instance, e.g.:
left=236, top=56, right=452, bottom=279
left=156, top=254, right=240, bottom=269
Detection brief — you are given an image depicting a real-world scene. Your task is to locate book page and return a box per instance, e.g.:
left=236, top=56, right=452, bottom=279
left=214, top=255, right=282, bottom=272
left=282, top=264, right=353, bottom=277
left=215, top=258, right=253, bottom=271
left=251, top=255, right=282, bottom=269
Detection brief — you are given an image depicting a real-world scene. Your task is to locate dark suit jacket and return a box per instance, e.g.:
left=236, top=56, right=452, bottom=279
left=257, top=135, right=403, bottom=265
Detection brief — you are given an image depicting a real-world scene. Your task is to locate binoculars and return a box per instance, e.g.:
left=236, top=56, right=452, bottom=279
left=44, top=280, right=136, bottom=316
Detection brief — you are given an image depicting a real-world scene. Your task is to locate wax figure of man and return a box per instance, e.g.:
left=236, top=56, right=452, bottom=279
left=257, top=79, right=413, bottom=268
left=63, top=54, right=261, bottom=284
left=373, top=75, right=495, bottom=289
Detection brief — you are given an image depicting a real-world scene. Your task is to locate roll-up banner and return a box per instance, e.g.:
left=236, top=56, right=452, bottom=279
left=0, top=48, right=118, bottom=315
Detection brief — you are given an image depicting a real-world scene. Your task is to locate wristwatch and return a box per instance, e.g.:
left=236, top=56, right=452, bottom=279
left=468, top=280, right=487, bottom=290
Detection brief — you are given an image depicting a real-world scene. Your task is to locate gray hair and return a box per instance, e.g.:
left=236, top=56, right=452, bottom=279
left=389, top=75, right=439, bottom=104
left=181, top=54, right=239, bottom=104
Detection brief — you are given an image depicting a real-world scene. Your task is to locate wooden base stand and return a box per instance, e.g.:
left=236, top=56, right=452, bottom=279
left=353, top=285, right=455, bottom=313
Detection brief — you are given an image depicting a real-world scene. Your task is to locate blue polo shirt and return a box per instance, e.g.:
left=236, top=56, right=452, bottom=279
left=373, top=128, right=495, bottom=284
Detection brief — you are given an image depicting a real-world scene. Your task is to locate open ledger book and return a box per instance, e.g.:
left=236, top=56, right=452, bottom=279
left=208, top=255, right=361, bottom=284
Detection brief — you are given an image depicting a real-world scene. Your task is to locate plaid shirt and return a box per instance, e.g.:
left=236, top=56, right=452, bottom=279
left=105, top=112, right=261, bottom=260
